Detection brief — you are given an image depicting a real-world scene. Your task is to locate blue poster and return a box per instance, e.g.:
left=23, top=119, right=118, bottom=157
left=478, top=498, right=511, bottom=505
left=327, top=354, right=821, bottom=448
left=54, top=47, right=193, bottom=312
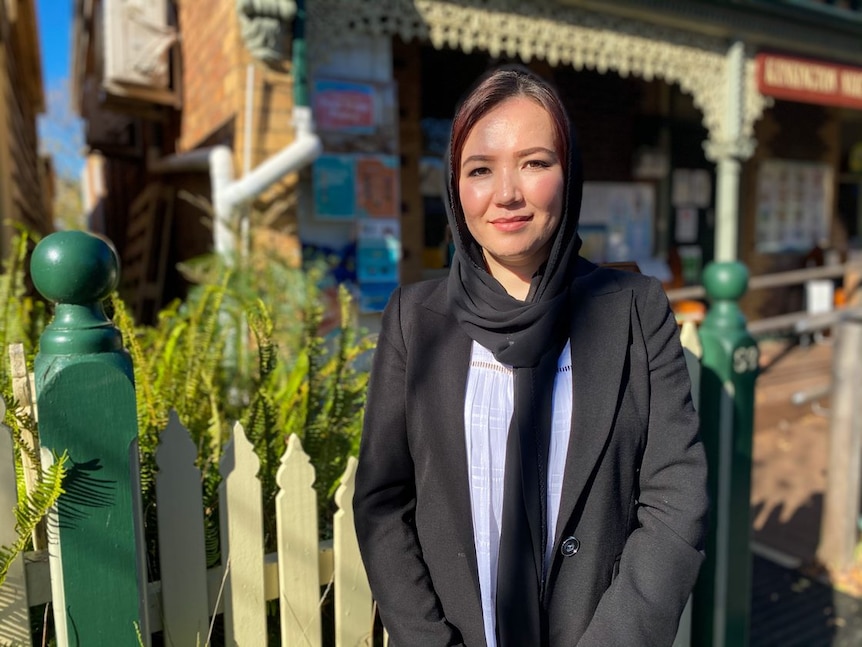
left=313, top=155, right=356, bottom=219
left=357, top=219, right=400, bottom=312
left=357, top=239, right=399, bottom=283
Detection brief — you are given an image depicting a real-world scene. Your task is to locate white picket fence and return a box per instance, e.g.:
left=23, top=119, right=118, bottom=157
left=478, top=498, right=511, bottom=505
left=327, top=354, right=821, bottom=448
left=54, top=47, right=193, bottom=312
left=0, top=410, right=379, bottom=646
left=0, top=322, right=702, bottom=647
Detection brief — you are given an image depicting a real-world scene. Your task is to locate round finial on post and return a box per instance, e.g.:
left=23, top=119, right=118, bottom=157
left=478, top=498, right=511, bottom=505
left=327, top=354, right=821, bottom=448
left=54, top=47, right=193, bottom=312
left=31, top=231, right=123, bottom=355
left=31, top=231, right=119, bottom=304
left=701, top=261, right=749, bottom=331
left=703, top=261, right=748, bottom=302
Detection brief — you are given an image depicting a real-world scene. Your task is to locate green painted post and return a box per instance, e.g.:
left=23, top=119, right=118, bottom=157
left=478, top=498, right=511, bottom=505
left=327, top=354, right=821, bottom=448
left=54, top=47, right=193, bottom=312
left=31, top=231, right=149, bottom=646
left=293, top=0, right=308, bottom=108
left=692, top=261, right=758, bottom=647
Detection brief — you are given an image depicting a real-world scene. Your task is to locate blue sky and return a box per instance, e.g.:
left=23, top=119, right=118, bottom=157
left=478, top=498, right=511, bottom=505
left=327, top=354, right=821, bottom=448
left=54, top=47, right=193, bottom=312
left=35, top=0, right=84, bottom=179
left=36, top=0, right=73, bottom=85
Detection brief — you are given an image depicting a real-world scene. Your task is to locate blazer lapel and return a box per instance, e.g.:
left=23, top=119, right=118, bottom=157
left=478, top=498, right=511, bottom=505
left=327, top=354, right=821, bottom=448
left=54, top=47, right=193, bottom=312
left=555, top=274, right=632, bottom=548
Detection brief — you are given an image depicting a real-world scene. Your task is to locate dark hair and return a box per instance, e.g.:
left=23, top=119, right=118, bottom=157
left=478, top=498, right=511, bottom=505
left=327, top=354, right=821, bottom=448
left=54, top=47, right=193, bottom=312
left=449, top=65, right=571, bottom=205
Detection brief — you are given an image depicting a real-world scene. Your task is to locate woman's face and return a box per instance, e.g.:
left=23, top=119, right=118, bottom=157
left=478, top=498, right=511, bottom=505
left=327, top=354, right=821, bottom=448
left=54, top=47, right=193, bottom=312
left=458, top=96, right=564, bottom=280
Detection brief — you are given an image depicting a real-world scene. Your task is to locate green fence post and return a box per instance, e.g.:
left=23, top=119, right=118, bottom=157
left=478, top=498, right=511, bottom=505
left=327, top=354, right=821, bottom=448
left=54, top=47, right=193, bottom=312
left=31, top=231, right=149, bottom=646
left=692, top=261, right=758, bottom=647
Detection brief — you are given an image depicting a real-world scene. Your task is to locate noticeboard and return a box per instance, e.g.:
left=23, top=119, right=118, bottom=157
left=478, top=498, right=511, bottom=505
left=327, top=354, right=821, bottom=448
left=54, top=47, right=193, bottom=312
left=755, top=159, right=832, bottom=253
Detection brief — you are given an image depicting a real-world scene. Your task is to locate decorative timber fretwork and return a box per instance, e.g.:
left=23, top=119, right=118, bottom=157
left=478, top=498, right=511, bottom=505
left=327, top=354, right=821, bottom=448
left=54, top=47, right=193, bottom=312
left=307, top=0, right=771, bottom=150
left=237, top=0, right=297, bottom=64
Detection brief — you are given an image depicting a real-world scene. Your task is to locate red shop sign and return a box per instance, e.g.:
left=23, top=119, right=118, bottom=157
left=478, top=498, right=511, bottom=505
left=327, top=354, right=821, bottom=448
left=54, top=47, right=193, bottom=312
left=756, top=52, right=862, bottom=110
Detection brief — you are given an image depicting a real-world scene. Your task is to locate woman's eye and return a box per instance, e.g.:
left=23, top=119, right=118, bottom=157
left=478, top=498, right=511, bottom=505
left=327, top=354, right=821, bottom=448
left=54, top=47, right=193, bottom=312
left=467, top=166, right=490, bottom=177
left=525, top=159, right=551, bottom=169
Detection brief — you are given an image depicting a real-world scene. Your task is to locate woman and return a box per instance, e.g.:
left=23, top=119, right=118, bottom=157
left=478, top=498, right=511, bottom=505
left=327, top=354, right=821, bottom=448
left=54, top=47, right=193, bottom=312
left=353, top=65, right=708, bottom=647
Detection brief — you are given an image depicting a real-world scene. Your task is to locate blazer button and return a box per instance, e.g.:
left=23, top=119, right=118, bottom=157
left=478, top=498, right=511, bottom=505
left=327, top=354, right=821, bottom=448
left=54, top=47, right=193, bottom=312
left=560, top=536, right=580, bottom=557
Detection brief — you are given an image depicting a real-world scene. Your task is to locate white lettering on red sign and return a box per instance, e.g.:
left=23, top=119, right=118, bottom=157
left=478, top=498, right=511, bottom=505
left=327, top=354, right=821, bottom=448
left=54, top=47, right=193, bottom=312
left=841, top=70, right=862, bottom=99
left=763, top=58, right=838, bottom=94
left=757, top=53, right=862, bottom=109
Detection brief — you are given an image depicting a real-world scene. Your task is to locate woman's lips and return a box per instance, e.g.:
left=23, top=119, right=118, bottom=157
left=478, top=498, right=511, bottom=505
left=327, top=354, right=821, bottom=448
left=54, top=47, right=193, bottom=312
left=490, top=215, right=532, bottom=231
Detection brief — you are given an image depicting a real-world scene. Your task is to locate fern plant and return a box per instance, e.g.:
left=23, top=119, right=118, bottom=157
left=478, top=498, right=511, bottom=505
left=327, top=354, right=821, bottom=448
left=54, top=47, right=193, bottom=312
left=0, top=231, right=56, bottom=590
left=0, top=411, right=66, bottom=588
left=0, top=456, right=66, bottom=587
left=242, top=280, right=374, bottom=541
left=109, top=245, right=374, bottom=567
left=112, top=280, right=238, bottom=575
left=0, top=231, right=48, bottom=377
left=281, top=283, right=373, bottom=529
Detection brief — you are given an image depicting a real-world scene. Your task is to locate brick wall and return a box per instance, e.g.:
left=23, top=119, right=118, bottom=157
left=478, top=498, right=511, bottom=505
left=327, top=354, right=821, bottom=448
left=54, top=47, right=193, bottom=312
left=176, top=0, right=297, bottom=226
left=246, top=64, right=297, bottom=224
left=176, top=0, right=243, bottom=152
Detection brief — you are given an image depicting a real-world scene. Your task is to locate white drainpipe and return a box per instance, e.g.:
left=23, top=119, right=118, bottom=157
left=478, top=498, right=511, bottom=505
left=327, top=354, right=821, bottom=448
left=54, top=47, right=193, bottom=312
left=213, top=105, right=321, bottom=257
left=148, top=105, right=322, bottom=257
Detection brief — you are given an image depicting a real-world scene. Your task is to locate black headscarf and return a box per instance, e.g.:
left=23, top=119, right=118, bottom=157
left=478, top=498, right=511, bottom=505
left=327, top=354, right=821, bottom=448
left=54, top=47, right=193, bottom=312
left=446, top=66, right=584, bottom=368
left=444, top=65, right=584, bottom=646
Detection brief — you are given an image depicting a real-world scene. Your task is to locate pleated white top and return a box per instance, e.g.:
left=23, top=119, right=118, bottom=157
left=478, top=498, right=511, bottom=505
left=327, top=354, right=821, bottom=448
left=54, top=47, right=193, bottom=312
left=464, top=340, right=573, bottom=647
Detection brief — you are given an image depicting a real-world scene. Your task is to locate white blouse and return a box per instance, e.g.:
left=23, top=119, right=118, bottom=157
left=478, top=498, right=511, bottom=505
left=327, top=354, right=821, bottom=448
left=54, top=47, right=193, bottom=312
left=464, top=340, right=573, bottom=647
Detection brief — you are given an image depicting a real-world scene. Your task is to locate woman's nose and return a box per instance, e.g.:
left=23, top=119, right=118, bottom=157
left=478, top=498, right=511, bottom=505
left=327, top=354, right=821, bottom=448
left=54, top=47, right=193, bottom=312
left=494, top=170, right=521, bottom=205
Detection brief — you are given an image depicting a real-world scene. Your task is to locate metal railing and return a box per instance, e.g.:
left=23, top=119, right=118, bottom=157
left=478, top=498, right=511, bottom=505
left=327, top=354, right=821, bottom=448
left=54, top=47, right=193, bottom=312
left=665, top=262, right=859, bottom=337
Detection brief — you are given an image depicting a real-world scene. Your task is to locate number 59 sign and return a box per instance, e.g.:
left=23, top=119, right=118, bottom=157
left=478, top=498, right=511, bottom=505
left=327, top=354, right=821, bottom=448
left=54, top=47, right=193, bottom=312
left=732, top=345, right=759, bottom=374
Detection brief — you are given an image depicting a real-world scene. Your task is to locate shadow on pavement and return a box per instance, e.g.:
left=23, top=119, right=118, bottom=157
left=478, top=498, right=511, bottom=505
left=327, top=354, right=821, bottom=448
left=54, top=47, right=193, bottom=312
left=749, top=496, right=862, bottom=646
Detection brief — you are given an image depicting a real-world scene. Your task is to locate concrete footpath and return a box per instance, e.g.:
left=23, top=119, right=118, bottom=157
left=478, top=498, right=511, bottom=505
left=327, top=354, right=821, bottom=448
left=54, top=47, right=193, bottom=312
left=748, top=338, right=862, bottom=646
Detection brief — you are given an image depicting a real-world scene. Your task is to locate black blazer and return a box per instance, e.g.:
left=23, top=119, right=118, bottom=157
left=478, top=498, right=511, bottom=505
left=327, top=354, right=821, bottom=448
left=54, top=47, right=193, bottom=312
left=354, top=262, right=708, bottom=647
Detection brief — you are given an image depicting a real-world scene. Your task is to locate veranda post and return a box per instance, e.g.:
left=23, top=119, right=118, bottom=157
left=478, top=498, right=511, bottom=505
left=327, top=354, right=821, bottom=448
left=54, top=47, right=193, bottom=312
left=31, top=231, right=149, bottom=645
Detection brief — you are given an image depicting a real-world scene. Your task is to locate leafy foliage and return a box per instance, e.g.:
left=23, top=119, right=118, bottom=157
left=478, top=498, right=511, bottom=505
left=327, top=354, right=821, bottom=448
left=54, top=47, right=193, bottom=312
left=0, top=230, right=56, bottom=588
left=111, top=246, right=373, bottom=563
left=0, top=231, right=47, bottom=372
left=0, top=446, right=66, bottom=587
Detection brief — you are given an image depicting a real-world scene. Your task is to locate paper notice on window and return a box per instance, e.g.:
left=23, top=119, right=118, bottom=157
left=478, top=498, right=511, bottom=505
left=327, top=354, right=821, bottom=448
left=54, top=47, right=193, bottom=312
left=675, top=207, right=699, bottom=243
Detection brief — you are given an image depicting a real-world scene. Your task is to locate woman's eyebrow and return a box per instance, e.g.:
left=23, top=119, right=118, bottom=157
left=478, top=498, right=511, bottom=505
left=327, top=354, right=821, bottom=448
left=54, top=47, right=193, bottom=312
left=461, top=147, right=558, bottom=168
left=461, top=154, right=492, bottom=168
left=516, top=146, right=558, bottom=159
